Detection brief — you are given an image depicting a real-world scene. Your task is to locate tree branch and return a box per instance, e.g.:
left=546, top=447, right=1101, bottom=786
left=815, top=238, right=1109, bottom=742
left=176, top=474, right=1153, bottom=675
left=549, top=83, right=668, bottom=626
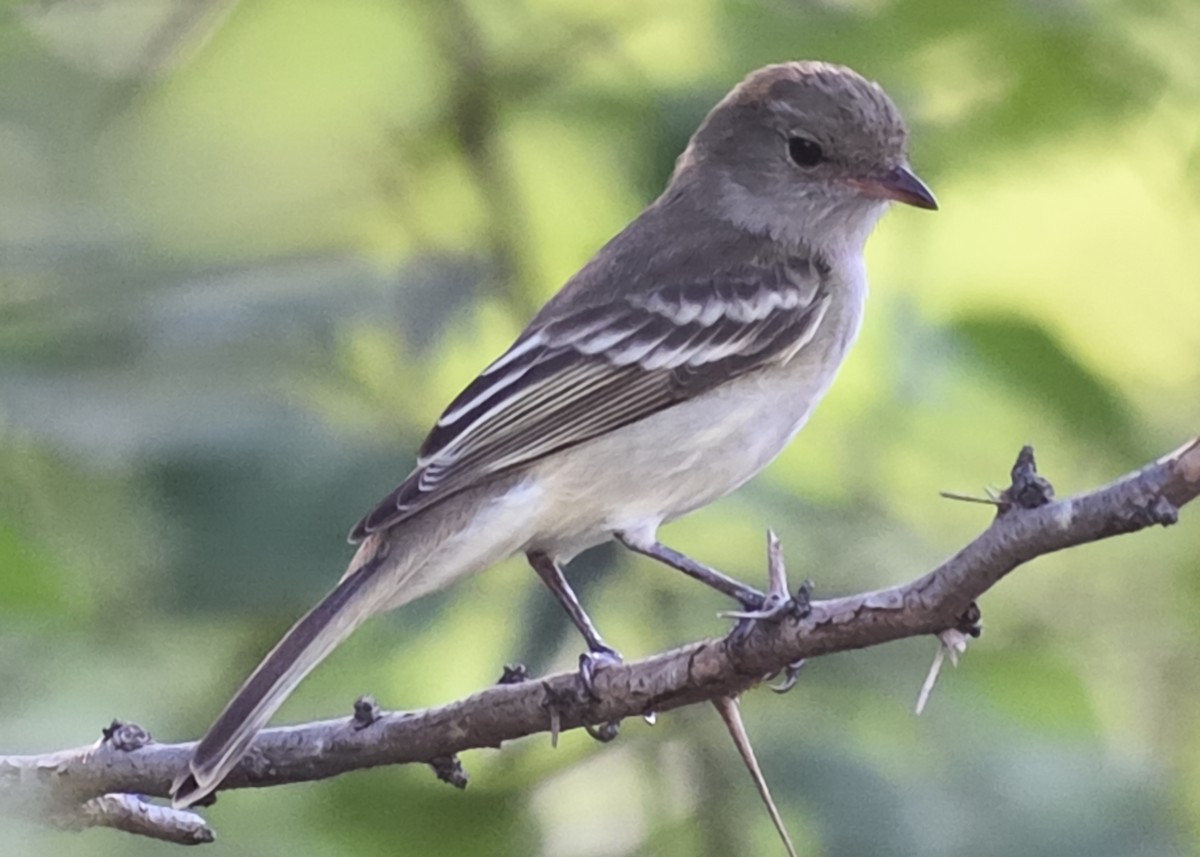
left=3, top=439, right=1198, bottom=844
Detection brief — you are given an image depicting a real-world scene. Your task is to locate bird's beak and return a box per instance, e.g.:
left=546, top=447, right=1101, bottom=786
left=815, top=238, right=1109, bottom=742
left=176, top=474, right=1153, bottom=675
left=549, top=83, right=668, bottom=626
left=847, top=165, right=938, bottom=211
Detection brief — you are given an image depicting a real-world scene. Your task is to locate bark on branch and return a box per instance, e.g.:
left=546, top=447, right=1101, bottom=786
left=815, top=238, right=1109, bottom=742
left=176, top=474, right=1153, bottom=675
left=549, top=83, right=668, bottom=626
left=3, top=439, right=1198, bottom=845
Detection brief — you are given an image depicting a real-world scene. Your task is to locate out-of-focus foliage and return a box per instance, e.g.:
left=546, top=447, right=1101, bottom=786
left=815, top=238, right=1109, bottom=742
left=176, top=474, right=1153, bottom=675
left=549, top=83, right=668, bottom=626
left=2, top=0, right=1199, bottom=854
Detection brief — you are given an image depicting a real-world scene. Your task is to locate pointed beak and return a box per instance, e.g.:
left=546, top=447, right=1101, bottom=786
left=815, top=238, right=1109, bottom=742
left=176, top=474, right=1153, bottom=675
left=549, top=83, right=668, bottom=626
left=847, top=165, right=938, bottom=211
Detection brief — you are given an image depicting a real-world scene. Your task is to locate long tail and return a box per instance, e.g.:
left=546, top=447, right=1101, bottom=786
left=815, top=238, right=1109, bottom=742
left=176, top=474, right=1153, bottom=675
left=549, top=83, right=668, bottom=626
left=171, top=552, right=388, bottom=808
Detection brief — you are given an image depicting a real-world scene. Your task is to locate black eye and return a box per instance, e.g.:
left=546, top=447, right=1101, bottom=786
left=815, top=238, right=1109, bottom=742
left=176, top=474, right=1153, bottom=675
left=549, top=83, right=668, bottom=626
left=787, top=136, right=823, bottom=167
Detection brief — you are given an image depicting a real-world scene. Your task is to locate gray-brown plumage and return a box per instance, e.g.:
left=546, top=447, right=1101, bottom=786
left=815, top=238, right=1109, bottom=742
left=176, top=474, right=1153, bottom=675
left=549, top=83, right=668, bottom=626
left=171, top=60, right=935, bottom=809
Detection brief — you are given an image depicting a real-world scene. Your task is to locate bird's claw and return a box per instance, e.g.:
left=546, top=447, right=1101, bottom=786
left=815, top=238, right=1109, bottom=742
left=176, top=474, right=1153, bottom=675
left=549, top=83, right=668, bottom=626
left=771, top=659, right=806, bottom=693
left=584, top=720, right=621, bottom=742
left=719, top=591, right=792, bottom=621
left=721, top=583, right=810, bottom=631
left=578, top=646, right=623, bottom=699
left=725, top=532, right=813, bottom=664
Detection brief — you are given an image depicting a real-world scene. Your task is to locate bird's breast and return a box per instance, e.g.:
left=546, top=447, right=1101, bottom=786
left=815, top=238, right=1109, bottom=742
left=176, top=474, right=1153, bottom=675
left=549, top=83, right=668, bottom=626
left=525, top=267, right=867, bottom=561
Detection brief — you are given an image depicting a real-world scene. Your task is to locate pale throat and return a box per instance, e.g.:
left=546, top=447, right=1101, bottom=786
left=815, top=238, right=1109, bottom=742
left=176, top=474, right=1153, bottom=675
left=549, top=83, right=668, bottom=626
left=714, top=175, right=889, bottom=260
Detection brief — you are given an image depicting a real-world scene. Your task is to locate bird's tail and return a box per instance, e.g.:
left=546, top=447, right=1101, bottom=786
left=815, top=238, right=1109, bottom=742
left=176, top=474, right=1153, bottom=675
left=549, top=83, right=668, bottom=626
left=170, top=551, right=390, bottom=809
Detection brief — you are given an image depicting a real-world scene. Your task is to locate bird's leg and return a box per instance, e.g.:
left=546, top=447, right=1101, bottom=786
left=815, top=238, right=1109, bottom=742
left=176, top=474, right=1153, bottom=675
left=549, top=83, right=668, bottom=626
left=619, top=531, right=807, bottom=692
left=526, top=550, right=612, bottom=652
left=614, top=531, right=766, bottom=610
left=526, top=550, right=622, bottom=697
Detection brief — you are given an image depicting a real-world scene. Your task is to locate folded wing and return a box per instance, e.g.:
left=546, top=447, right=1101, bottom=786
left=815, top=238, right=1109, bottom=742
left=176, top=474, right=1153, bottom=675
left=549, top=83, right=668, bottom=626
left=350, top=263, right=830, bottom=540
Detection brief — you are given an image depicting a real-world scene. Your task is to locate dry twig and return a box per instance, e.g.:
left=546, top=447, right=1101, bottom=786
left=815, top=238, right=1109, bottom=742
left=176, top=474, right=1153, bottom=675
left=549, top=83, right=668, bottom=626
left=2, top=440, right=1197, bottom=845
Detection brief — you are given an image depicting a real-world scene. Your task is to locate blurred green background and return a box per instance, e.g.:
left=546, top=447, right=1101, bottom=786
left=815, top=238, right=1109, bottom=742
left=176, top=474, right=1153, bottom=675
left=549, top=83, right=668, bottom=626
left=2, top=0, right=1199, bottom=854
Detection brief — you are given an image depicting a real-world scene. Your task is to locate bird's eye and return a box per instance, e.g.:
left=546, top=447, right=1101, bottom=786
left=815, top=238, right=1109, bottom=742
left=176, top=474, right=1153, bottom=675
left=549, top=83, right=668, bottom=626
left=787, top=137, right=824, bottom=167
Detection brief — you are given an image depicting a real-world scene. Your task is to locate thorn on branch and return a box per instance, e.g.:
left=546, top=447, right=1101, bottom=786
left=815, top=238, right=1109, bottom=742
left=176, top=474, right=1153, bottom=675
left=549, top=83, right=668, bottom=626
left=428, top=755, right=469, bottom=789
left=352, top=696, right=382, bottom=730
left=915, top=627, right=973, bottom=715
left=711, top=696, right=798, bottom=857
left=1001, top=445, right=1054, bottom=512
left=540, top=682, right=573, bottom=748
left=497, top=664, right=529, bottom=685
left=793, top=579, right=813, bottom=618
left=1143, top=495, right=1179, bottom=527
left=915, top=604, right=981, bottom=714
left=100, top=720, right=151, bottom=752
left=954, top=602, right=983, bottom=638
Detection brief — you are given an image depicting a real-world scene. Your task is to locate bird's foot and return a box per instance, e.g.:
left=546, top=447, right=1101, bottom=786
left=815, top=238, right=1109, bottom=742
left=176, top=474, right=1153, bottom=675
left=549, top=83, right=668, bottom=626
left=722, top=532, right=810, bottom=619
left=719, top=590, right=793, bottom=621
left=723, top=533, right=812, bottom=654
left=578, top=645, right=623, bottom=699
left=771, top=659, right=807, bottom=694
left=584, top=720, right=621, bottom=742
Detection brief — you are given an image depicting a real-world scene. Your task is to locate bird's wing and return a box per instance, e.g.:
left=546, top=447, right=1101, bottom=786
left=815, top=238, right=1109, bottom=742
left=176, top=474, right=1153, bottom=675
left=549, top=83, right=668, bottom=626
left=350, top=262, right=831, bottom=540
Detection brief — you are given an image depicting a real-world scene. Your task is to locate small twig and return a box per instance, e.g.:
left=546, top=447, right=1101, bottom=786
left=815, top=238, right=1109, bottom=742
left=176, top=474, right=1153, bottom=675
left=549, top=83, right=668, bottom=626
left=55, top=793, right=215, bottom=845
left=939, top=490, right=1003, bottom=506
left=2, top=439, right=1197, bottom=845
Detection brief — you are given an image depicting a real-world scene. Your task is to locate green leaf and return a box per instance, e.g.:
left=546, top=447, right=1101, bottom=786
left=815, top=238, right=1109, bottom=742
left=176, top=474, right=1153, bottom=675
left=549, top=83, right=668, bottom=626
left=0, top=524, right=63, bottom=615
left=950, top=313, right=1141, bottom=460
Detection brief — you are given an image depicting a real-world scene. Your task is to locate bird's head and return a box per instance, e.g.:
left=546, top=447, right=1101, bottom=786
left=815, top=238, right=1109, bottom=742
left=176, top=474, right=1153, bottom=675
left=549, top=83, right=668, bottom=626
left=674, top=61, right=937, bottom=255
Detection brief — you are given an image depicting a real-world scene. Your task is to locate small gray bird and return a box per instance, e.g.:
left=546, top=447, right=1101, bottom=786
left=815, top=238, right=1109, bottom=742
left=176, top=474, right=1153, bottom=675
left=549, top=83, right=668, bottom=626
left=172, top=60, right=936, bottom=808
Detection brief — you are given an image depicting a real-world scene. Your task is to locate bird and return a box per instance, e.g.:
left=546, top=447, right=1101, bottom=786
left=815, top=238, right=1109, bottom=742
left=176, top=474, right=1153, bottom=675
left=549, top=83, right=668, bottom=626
left=171, top=59, right=937, bottom=808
